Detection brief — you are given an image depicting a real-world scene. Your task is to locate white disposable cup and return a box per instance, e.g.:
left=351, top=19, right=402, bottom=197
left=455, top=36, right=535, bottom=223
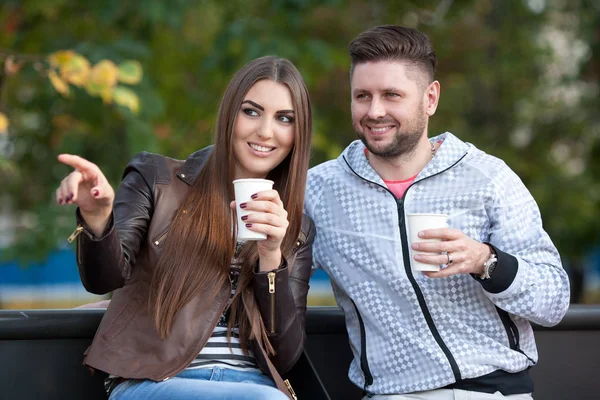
left=233, top=178, right=274, bottom=241
left=407, top=213, right=448, bottom=272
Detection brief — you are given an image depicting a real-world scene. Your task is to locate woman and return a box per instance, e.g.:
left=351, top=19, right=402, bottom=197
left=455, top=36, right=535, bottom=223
left=55, top=56, right=314, bottom=400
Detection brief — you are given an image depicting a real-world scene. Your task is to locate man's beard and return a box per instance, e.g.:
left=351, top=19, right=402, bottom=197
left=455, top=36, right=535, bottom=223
left=357, top=106, right=428, bottom=159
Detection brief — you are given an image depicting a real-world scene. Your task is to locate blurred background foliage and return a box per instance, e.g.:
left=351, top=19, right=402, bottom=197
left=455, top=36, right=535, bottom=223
left=0, top=0, right=599, bottom=300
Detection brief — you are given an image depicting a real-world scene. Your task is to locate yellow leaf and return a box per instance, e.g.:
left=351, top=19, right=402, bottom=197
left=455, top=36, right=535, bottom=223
left=60, top=54, right=91, bottom=87
left=48, top=70, right=70, bottom=97
left=48, top=50, right=76, bottom=69
left=89, top=60, right=119, bottom=88
left=113, top=86, right=140, bottom=113
left=99, top=87, right=114, bottom=104
left=0, top=112, right=9, bottom=134
left=118, top=60, right=143, bottom=85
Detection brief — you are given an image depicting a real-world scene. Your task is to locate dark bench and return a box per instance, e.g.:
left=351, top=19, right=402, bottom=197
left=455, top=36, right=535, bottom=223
left=1, top=305, right=599, bottom=399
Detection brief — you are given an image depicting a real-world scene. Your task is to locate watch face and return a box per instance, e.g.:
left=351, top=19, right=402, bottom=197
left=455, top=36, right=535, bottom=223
left=488, top=262, right=497, bottom=277
left=481, top=254, right=498, bottom=279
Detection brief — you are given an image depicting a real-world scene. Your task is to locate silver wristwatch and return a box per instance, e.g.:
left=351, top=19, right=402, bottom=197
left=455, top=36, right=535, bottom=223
left=479, top=248, right=498, bottom=280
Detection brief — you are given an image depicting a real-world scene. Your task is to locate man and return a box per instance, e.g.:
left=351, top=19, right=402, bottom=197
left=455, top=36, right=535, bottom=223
left=304, top=25, right=569, bottom=399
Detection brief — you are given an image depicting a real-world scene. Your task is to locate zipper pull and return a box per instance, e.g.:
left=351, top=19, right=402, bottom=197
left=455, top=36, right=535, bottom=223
left=396, top=199, right=405, bottom=225
left=67, top=225, right=84, bottom=243
left=284, top=379, right=297, bottom=400
left=267, top=271, right=275, bottom=294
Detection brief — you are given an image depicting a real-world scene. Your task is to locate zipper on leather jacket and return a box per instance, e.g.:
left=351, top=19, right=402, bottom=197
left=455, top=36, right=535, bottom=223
left=67, top=225, right=84, bottom=243
left=343, top=154, right=467, bottom=384
left=284, top=379, right=298, bottom=400
left=153, top=231, right=168, bottom=246
left=268, top=271, right=276, bottom=334
left=68, top=225, right=84, bottom=266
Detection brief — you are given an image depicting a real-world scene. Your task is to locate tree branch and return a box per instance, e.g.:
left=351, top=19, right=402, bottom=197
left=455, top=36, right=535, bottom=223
left=0, top=48, right=46, bottom=62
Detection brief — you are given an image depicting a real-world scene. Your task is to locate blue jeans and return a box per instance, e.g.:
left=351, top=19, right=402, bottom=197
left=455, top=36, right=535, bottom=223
left=109, top=367, right=287, bottom=400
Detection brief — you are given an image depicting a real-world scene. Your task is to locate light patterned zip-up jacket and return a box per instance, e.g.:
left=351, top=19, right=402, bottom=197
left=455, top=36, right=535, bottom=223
left=304, top=132, right=570, bottom=395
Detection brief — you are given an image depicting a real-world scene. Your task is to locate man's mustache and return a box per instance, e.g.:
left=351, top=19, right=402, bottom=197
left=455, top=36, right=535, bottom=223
left=360, top=118, right=396, bottom=126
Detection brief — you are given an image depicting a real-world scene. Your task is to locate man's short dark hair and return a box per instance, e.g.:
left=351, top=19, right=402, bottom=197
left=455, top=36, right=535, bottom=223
left=349, top=25, right=437, bottom=83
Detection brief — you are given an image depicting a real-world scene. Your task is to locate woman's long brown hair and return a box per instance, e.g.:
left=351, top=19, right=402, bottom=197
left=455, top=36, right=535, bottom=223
left=149, top=56, right=312, bottom=356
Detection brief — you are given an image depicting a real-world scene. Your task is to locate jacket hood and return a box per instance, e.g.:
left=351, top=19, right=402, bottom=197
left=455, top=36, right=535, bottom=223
left=338, top=132, right=472, bottom=185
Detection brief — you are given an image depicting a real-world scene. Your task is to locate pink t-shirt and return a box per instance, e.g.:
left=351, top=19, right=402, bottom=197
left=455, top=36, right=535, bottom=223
left=384, top=176, right=417, bottom=198
left=365, top=140, right=442, bottom=198
left=364, top=148, right=417, bottom=198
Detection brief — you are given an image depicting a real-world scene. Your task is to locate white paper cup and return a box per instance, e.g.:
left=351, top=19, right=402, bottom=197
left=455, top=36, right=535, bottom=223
left=407, top=213, right=448, bottom=272
left=233, top=178, right=274, bottom=241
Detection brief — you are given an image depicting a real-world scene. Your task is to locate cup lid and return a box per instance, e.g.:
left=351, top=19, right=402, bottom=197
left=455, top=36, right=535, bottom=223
left=232, top=178, right=274, bottom=184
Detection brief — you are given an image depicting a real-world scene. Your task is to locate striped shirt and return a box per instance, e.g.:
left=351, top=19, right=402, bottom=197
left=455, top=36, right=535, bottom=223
left=185, top=326, right=258, bottom=371
left=185, top=242, right=259, bottom=371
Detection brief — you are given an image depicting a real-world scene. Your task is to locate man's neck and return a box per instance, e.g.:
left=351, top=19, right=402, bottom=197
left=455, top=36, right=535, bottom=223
left=368, top=138, right=437, bottom=181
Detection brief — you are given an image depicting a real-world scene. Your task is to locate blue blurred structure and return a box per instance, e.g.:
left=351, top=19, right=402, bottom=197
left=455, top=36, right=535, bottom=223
left=3, top=246, right=600, bottom=307
left=0, top=249, right=335, bottom=308
left=0, top=249, right=105, bottom=308
left=308, top=268, right=335, bottom=303
left=583, top=248, right=600, bottom=294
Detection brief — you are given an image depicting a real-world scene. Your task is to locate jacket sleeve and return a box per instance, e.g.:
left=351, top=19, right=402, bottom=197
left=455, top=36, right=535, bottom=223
left=477, top=163, right=570, bottom=327
left=252, top=215, right=316, bottom=372
left=75, top=152, right=156, bottom=295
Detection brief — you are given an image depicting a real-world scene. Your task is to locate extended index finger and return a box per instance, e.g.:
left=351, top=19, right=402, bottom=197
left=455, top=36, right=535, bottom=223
left=57, top=154, right=98, bottom=174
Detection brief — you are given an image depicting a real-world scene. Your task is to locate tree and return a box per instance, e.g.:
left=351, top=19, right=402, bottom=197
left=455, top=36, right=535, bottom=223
left=1, top=0, right=599, bottom=304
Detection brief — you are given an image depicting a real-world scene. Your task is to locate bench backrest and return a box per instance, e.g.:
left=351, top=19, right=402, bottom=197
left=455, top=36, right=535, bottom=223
left=1, top=305, right=599, bottom=399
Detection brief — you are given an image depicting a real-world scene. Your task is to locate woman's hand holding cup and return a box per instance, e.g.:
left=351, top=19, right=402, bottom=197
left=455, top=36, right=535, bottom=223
left=230, top=181, right=288, bottom=272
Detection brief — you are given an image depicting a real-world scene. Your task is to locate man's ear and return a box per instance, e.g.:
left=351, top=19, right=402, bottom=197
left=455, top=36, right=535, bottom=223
left=425, top=80, right=440, bottom=116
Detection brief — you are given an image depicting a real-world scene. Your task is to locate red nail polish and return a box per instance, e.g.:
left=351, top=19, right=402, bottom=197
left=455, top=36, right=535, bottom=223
left=92, top=190, right=99, bottom=197
left=240, top=203, right=247, bottom=209
left=58, top=199, right=63, bottom=204
left=245, top=223, right=252, bottom=228
left=251, top=193, right=258, bottom=199
left=241, top=215, right=248, bottom=221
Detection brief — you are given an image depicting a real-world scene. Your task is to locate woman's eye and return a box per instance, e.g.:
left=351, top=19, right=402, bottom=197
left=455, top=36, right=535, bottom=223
left=278, top=115, right=294, bottom=123
left=243, top=108, right=259, bottom=117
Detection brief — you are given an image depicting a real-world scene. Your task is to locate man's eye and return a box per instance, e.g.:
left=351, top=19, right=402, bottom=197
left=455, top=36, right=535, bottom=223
left=356, top=93, right=369, bottom=99
left=385, top=92, right=400, bottom=98
left=243, top=108, right=259, bottom=116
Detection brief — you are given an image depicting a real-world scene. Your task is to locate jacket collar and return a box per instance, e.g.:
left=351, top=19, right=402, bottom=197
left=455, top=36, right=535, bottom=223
left=339, top=132, right=471, bottom=185
left=177, top=145, right=214, bottom=185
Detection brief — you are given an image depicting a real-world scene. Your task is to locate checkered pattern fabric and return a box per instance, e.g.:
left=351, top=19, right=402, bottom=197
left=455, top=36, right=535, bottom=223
left=305, top=132, right=570, bottom=394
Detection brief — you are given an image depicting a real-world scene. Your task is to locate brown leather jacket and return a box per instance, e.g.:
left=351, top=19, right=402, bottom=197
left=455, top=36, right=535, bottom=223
left=74, top=147, right=316, bottom=391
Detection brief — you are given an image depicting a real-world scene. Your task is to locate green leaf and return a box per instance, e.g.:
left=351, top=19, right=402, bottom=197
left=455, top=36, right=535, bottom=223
left=118, top=60, right=143, bottom=85
left=113, top=86, right=140, bottom=113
